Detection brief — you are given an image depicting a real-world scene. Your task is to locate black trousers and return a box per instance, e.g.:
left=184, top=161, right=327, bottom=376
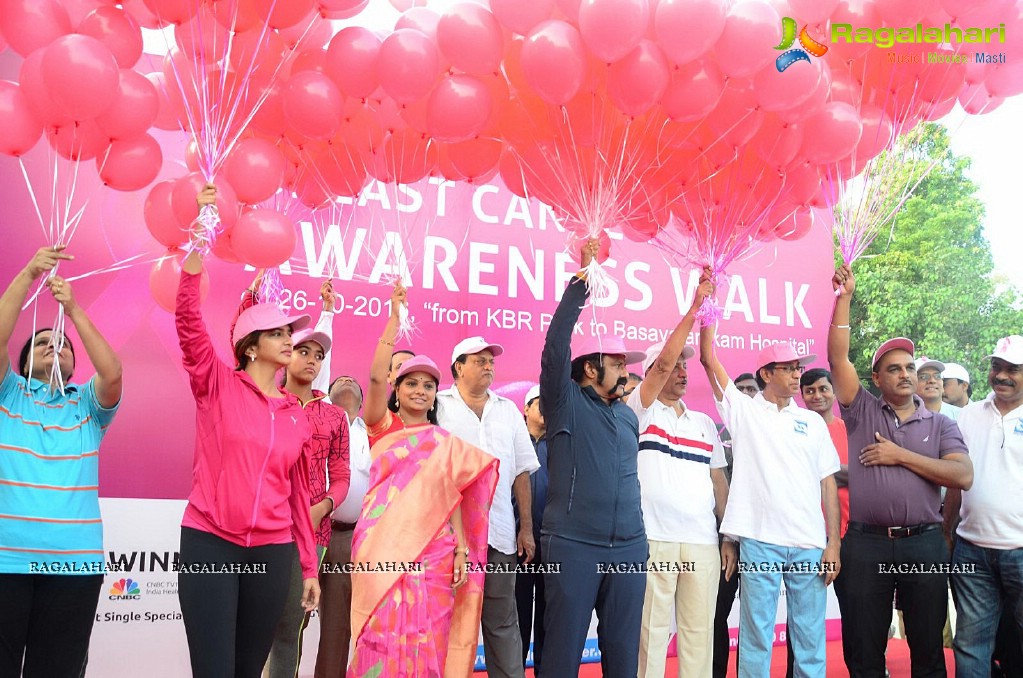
left=178, top=527, right=296, bottom=678
left=834, top=525, right=949, bottom=678
left=0, top=573, right=102, bottom=678
left=712, top=546, right=739, bottom=678
left=516, top=543, right=546, bottom=675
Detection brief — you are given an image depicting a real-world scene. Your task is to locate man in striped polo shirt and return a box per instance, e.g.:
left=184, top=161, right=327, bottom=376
left=0, top=247, right=123, bottom=677
left=629, top=272, right=727, bottom=678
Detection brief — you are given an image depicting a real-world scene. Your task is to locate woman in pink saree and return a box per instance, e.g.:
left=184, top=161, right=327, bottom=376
left=348, top=282, right=498, bottom=678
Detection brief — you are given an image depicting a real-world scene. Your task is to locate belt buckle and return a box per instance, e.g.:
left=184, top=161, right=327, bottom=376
left=887, top=526, right=904, bottom=538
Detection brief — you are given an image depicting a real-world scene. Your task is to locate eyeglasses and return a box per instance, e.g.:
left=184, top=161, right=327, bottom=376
left=772, top=365, right=804, bottom=375
left=918, top=373, right=941, bottom=382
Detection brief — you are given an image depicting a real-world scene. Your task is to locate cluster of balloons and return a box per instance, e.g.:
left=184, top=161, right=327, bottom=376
left=1, top=0, right=1022, bottom=305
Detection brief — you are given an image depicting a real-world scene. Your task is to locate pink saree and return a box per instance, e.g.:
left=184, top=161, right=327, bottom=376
left=348, top=424, right=498, bottom=678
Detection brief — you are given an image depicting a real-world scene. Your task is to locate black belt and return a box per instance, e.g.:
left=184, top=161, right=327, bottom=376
left=848, top=522, right=941, bottom=539
left=332, top=521, right=357, bottom=531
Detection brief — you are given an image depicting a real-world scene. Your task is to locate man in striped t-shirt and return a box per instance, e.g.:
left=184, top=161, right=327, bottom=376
left=630, top=272, right=729, bottom=678
left=0, top=247, right=122, bottom=677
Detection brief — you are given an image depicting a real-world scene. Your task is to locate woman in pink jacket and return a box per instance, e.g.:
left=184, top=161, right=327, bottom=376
left=175, top=185, right=320, bottom=678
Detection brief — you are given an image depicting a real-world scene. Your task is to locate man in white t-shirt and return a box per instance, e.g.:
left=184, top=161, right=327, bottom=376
left=630, top=273, right=728, bottom=678
left=699, top=322, right=841, bottom=678
left=946, top=335, right=1023, bottom=675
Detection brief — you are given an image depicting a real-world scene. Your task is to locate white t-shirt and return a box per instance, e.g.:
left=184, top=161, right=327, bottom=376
left=956, top=394, right=1023, bottom=549
left=437, top=386, right=540, bottom=555
left=333, top=417, right=371, bottom=524
left=716, top=381, right=840, bottom=549
left=628, top=395, right=726, bottom=544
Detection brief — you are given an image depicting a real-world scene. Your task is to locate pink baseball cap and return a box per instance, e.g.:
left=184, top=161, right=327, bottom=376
left=571, top=335, right=645, bottom=365
left=232, top=304, right=311, bottom=346
left=871, top=337, right=915, bottom=371
left=985, top=335, right=1023, bottom=366
left=643, top=341, right=695, bottom=373
left=394, top=355, right=442, bottom=384
left=756, top=343, right=817, bottom=371
left=914, top=356, right=945, bottom=374
left=292, top=328, right=331, bottom=354
left=450, top=336, right=504, bottom=365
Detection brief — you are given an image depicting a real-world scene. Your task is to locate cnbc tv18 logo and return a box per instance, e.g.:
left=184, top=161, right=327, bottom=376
left=109, top=578, right=141, bottom=601
left=775, top=17, right=828, bottom=72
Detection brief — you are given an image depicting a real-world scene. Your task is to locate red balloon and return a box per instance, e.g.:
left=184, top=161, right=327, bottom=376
left=224, top=137, right=286, bottom=204
left=145, top=180, right=188, bottom=247
left=319, top=143, right=369, bottom=197
left=283, top=70, right=343, bottom=139
left=521, top=20, right=588, bottom=106
left=231, top=209, right=298, bottom=268
left=98, top=133, right=163, bottom=191
left=171, top=172, right=240, bottom=230
left=150, top=249, right=209, bottom=313
left=437, top=3, right=504, bottom=76
left=426, top=74, right=493, bottom=143
left=42, top=34, right=120, bottom=120
left=578, top=0, right=650, bottom=63
left=0, top=0, right=72, bottom=57
left=326, top=27, right=381, bottom=99
left=378, top=29, right=441, bottom=104
left=661, top=59, right=725, bottom=122
left=0, top=81, right=43, bottom=156
left=607, top=39, right=669, bottom=117
left=491, top=0, right=554, bottom=35
left=250, top=84, right=287, bottom=138
left=374, top=128, right=437, bottom=184
left=47, top=120, right=110, bottom=160
left=96, top=69, right=158, bottom=140
left=799, top=102, right=862, bottom=164
left=774, top=207, right=815, bottom=241
left=445, top=137, right=503, bottom=182
left=498, top=150, right=528, bottom=198
left=77, top=6, right=142, bottom=68
left=655, top=0, right=727, bottom=66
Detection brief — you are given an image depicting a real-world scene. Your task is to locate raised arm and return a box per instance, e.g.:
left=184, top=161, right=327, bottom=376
left=827, top=264, right=861, bottom=407
left=312, top=279, right=336, bottom=395
left=638, top=268, right=713, bottom=408
left=0, top=247, right=74, bottom=376
left=699, top=321, right=730, bottom=402
left=364, top=280, right=405, bottom=428
left=48, top=278, right=122, bottom=408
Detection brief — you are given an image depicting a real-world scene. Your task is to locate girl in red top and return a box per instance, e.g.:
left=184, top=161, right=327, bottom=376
left=176, top=185, right=319, bottom=678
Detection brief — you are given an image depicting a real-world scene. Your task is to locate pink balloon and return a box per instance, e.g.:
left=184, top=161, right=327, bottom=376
left=799, top=102, right=862, bottom=164
left=283, top=70, right=343, bottom=139
left=608, top=40, right=669, bottom=117
left=712, top=1, right=781, bottom=78
left=280, top=9, right=332, bottom=49
left=374, top=128, right=438, bottom=184
left=707, top=83, right=764, bottom=147
left=325, top=28, right=380, bottom=99
left=855, top=104, right=893, bottom=161
left=491, top=0, right=554, bottom=35
left=0, top=81, right=43, bottom=156
left=317, top=143, right=369, bottom=197
left=98, top=133, right=163, bottom=191
left=445, top=137, right=503, bottom=182
left=780, top=162, right=822, bottom=206
left=786, top=0, right=839, bottom=24
left=985, top=62, right=1023, bottom=98
left=145, top=180, right=188, bottom=247
left=427, top=74, right=493, bottom=143
left=141, top=0, right=196, bottom=25
left=319, top=0, right=370, bottom=19
left=0, top=0, right=72, bottom=57
left=121, top=0, right=165, bottom=29
left=249, top=0, right=315, bottom=29
left=42, top=34, right=120, bottom=120
left=751, top=114, right=803, bottom=170
left=250, top=84, right=287, bottom=138
left=47, top=120, right=110, bottom=160
left=144, top=71, right=184, bottom=131
left=395, top=7, right=440, bottom=40
left=290, top=47, right=329, bottom=74
left=150, top=249, right=210, bottom=313
left=655, top=0, right=727, bottom=66
left=172, top=172, right=240, bottom=229
left=876, top=0, right=928, bottom=27
left=660, top=59, right=725, bottom=122
left=753, top=57, right=822, bottom=112
left=774, top=207, right=815, bottom=241
left=229, top=28, right=287, bottom=81
left=224, top=137, right=286, bottom=204
left=437, top=3, right=504, bottom=76
left=174, top=7, right=229, bottom=62
left=378, top=29, right=441, bottom=104
left=521, top=20, right=588, bottom=105
left=578, top=0, right=650, bottom=63
left=62, top=0, right=107, bottom=26
left=231, top=209, right=298, bottom=268
left=96, top=69, right=158, bottom=140
left=77, top=6, right=142, bottom=68
left=959, top=82, right=1003, bottom=115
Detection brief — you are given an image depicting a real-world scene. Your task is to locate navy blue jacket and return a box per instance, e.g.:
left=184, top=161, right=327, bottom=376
left=539, top=276, right=645, bottom=547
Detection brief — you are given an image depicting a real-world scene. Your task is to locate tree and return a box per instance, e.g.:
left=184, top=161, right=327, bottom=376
left=846, top=122, right=1022, bottom=398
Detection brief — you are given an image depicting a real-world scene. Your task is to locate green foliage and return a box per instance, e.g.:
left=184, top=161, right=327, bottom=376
left=846, top=123, right=1021, bottom=398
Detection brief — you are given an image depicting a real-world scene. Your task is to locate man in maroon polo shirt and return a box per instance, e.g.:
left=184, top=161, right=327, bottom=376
left=827, top=264, right=973, bottom=678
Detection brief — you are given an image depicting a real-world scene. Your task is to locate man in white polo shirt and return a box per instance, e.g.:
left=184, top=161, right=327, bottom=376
left=630, top=274, right=729, bottom=678
left=699, top=322, right=841, bottom=678
left=946, top=335, right=1023, bottom=675
left=437, top=336, right=539, bottom=678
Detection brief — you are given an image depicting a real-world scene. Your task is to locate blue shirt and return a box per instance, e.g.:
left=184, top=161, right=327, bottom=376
left=0, top=366, right=119, bottom=574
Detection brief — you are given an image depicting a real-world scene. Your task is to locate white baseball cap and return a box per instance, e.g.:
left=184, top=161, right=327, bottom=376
left=942, top=363, right=970, bottom=383
left=643, top=341, right=695, bottom=373
left=914, top=356, right=945, bottom=374
left=524, top=384, right=540, bottom=409
left=451, top=336, right=505, bottom=365
left=986, top=335, right=1023, bottom=366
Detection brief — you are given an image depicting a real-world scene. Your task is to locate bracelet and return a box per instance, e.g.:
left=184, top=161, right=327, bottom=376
left=379, top=338, right=395, bottom=346
left=831, top=324, right=851, bottom=329
left=454, top=546, right=469, bottom=557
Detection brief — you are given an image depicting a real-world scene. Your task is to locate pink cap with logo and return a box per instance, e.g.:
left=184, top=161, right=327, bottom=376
left=451, top=336, right=504, bottom=365
left=232, top=304, right=311, bottom=346
left=292, top=328, right=331, bottom=354
left=394, top=355, right=442, bottom=384
left=571, top=335, right=645, bottom=365
left=756, top=342, right=816, bottom=371
left=871, top=337, right=915, bottom=371
left=643, top=341, right=695, bottom=373
left=985, top=335, right=1023, bottom=365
